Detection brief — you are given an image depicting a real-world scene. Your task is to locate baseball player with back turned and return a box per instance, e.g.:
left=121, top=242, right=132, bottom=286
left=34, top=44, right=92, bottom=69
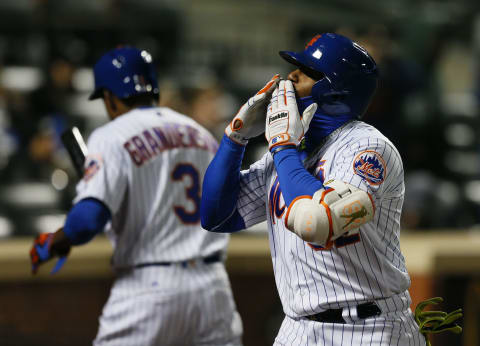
left=201, top=33, right=426, bottom=345
left=29, top=47, right=242, bottom=345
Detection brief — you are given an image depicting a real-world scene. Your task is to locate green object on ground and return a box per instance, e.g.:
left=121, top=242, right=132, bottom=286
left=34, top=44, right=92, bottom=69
left=414, top=297, right=462, bottom=346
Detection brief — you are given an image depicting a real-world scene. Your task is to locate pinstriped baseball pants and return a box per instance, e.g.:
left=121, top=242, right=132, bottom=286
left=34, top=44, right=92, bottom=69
left=274, top=292, right=425, bottom=346
left=274, top=309, right=425, bottom=346
left=93, top=262, right=243, bottom=346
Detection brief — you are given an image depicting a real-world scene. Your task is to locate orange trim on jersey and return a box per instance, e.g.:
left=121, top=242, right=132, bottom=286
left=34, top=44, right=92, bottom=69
left=315, top=160, right=327, bottom=181
left=284, top=195, right=313, bottom=229
left=270, top=182, right=281, bottom=225
left=367, top=192, right=376, bottom=216
left=283, top=83, right=287, bottom=105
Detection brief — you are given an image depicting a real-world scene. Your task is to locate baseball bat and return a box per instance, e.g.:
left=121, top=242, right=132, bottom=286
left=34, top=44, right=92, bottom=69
left=61, top=127, right=88, bottom=178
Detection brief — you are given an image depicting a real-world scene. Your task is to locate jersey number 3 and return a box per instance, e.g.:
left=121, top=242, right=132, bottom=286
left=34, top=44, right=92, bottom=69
left=172, top=163, right=200, bottom=224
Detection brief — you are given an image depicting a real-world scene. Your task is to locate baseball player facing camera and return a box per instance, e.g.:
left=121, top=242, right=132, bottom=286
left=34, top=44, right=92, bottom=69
left=30, top=47, right=242, bottom=345
left=201, top=33, right=426, bottom=345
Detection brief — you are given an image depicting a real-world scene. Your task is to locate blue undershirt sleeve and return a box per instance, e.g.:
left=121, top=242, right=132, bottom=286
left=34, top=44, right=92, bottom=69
left=200, top=135, right=246, bottom=233
left=272, top=148, right=324, bottom=206
left=63, top=198, right=111, bottom=245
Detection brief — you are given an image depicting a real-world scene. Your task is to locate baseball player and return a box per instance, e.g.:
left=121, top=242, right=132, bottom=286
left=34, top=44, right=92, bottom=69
left=201, top=33, right=425, bottom=345
left=29, top=47, right=242, bottom=345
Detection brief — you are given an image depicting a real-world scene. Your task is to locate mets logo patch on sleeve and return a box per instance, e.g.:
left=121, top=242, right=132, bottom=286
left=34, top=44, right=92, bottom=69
left=352, top=150, right=386, bottom=185
left=83, top=155, right=103, bottom=181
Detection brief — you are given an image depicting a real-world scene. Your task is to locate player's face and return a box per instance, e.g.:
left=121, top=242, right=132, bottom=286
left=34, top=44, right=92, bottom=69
left=287, top=68, right=322, bottom=98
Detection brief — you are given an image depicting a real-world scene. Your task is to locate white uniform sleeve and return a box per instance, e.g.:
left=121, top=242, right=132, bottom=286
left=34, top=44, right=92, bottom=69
left=74, top=128, right=128, bottom=214
left=237, top=152, right=272, bottom=228
left=327, top=136, right=403, bottom=204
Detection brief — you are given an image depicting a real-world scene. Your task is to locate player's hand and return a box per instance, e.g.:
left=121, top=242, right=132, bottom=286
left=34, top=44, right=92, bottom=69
left=265, top=80, right=317, bottom=151
left=225, top=74, right=280, bottom=145
left=30, top=231, right=71, bottom=275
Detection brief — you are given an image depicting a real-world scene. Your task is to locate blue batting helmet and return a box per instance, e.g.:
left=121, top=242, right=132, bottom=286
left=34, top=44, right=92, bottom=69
left=279, top=33, right=378, bottom=118
left=89, top=47, right=159, bottom=100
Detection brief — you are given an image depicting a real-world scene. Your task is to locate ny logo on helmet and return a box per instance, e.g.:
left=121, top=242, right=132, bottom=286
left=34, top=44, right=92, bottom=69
left=305, top=34, right=322, bottom=49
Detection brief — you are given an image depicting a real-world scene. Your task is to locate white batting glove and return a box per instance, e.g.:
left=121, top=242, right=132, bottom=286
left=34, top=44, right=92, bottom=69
left=265, top=80, right=317, bottom=151
left=225, top=74, right=280, bottom=145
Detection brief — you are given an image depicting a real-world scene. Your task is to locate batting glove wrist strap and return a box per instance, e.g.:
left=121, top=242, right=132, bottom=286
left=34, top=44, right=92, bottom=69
left=265, top=80, right=317, bottom=150
left=225, top=75, right=279, bottom=145
left=270, top=144, right=297, bottom=156
left=30, top=232, right=71, bottom=275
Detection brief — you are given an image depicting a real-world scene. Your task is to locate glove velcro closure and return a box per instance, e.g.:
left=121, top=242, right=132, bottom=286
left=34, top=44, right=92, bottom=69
left=268, top=134, right=294, bottom=149
left=224, top=126, right=248, bottom=145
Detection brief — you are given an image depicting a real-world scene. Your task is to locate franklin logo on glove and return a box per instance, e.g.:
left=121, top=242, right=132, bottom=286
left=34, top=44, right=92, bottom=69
left=269, top=111, right=289, bottom=124
left=265, top=79, right=317, bottom=150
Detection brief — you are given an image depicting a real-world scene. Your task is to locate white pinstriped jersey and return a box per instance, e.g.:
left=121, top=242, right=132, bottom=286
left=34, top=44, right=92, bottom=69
left=74, top=106, right=230, bottom=268
left=237, top=120, right=411, bottom=318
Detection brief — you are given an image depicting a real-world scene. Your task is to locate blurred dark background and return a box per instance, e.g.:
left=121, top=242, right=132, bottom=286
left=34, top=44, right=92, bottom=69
left=0, top=0, right=480, bottom=237
left=0, top=1, right=479, bottom=345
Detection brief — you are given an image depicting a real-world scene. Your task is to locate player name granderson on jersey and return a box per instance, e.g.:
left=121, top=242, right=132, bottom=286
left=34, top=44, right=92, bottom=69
left=123, top=122, right=218, bottom=166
